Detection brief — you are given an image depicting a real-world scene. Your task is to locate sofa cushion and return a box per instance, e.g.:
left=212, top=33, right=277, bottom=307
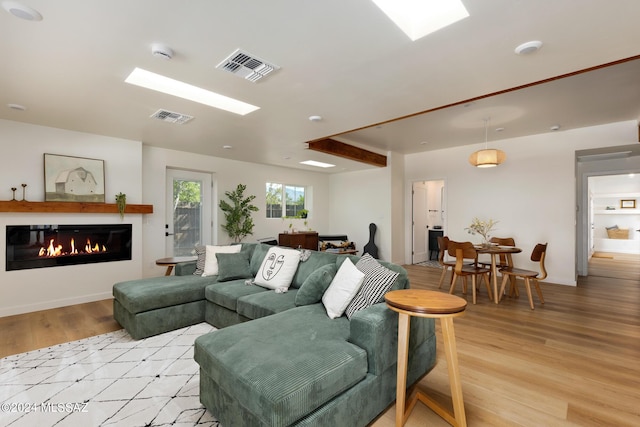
left=322, top=258, right=365, bottom=319
left=194, top=304, right=367, bottom=427
left=295, top=263, right=337, bottom=306
left=290, top=250, right=338, bottom=289
left=253, top=246, right=300, bottom=291
left=202, top=244, right=242, bottom=276
left=249, top=243, right=271, bottom=275
left=236, top=289, right=299, bottom=319
left=345, top=253, right=399, bottom=319
left=216, top=251, right=252, bottom=282
left=193, top=245, right=206, bottom=275
left=113, top=275, right=214, bottom=314
left=205, top=281, right=267, bottom=311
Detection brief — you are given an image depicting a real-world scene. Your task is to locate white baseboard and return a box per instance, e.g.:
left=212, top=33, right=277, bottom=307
left=0, top=291, right=113, bottom=318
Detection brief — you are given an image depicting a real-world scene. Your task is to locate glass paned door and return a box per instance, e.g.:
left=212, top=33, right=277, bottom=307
left=166, top=169, right=212, bottom=256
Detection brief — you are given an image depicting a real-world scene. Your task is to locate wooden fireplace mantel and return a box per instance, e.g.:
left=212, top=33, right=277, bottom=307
left=0, top=201, right=153, bottom=214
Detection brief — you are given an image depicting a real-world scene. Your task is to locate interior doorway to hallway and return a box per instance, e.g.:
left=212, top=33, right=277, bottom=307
left=411, top=180, right=445, bottom=265
left=576, top=144, right=640, bottom=279
left=586, top=173, right=640, bottom=280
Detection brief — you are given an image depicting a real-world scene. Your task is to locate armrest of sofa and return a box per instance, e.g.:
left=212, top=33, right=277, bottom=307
left=348, top=302, right=434, bottom=375
left=175, top=261, right=197, bottom=276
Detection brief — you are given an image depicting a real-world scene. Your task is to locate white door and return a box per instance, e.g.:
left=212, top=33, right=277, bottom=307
left=165, top=169, right=212, bottom=256
left=412, top=182, right=428, bottom=263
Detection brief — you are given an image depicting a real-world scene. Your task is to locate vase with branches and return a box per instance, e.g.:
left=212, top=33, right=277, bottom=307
left=465, top=217, right=498, bottom=246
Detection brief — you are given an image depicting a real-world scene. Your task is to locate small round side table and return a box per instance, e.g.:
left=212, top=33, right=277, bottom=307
left=385, top=289, right=468, bottom=427
left=155, top=256, right=197, bottom=276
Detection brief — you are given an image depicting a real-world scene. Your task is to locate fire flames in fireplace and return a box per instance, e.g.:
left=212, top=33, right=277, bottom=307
left=6, top=224, right=132, bottom=271
left=38, top=238, right=107, bottom=257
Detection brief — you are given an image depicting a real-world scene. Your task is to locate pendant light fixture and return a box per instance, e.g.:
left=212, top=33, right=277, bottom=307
left=469, top=118, right=506, bottom=168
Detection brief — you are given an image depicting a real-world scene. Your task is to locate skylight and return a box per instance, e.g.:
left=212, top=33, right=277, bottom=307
left=300, top=160, right=335, bottom=168
left=124, top=68, right=260, bottom=116
left=371, top=0, right=469, bottom=41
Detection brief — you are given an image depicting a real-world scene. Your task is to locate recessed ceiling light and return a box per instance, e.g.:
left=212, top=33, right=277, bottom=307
left=7, top=103, right=26, bottom=111
left=124, top=68, right=259, bottom=116
left=515, top=40, right=543, bottom=55
left=308, top=115, right=323, bottom=122
left=371, top=0, right=469, bottom=41
left=2, top=1, right=42, bottom=21
left=300, top=160, right=335, bottom=168
left=420, top=141, right=429, bottom=145
left=222, top=145, right=233, bottom=150
left=151, top=43, right=173, bottom=60
left=495, top=127, right=505, bottom=132
left=550, top=125, right=561, bottom=131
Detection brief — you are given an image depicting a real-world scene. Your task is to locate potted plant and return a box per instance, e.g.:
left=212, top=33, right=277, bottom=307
left=219, top=184, right=259, bottom=243
left=115, top=192, right=126, bottom=219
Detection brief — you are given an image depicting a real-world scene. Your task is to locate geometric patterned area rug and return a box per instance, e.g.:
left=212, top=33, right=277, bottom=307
left=0, top=323, right=220, bottom=427
left=415, top=260, right=442, bottom=269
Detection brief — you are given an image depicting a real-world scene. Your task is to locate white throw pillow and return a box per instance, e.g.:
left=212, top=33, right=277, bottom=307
left=202, top=245, right=242, bottom=276
left=322, top=258, right=365, bottom=319
left=253, top=246, right=301, bottom=290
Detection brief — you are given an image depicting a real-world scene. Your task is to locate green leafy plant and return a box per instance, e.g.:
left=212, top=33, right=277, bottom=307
left=219, top=184, right=259, bottom=243
left=115, top=192, right=126, bottom=219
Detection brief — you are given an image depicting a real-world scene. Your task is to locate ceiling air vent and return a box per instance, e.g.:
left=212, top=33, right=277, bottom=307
left=150, top=109, right=193, bottom=124
left=216, top=49, right=280, bottom=83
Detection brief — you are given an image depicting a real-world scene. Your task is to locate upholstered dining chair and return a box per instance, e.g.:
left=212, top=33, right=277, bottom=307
left=498, top=243, right=548, bottom=310
left=447, top=240, right=493, bottom=304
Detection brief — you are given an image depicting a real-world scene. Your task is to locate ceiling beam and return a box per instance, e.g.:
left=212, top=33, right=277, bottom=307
left=307, top=139, right=387, bottom=167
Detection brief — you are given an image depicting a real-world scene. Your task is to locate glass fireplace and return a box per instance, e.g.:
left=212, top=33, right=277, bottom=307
left=6, top=224, right=132, bottom=271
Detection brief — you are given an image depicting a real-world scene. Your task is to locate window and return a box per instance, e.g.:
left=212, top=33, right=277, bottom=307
left=266, top=182, right=306, bottom=218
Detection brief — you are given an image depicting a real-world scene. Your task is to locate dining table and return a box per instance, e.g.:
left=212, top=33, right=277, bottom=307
left=474, top=245, right=522, bottom=303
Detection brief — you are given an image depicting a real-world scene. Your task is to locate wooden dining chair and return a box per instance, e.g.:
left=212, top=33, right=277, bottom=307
left=478, top=237, right=516, bottom=269
left=436, top=236, right=455, bottom=289
left=498, top=243, right=548, bottom=310
left=447, top=241, right=493, bottom=304
left=478, top=236, right=517, bottom=295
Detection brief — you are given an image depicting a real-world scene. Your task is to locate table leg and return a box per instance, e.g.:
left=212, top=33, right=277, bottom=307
left=491, top=254, right=499, bottom=303
left=414, top=317, right=467, bottom=427
left=441, top=317, right=466, bottom=426
left=395, top=312, right=410, bottom=427
left=164, top=265, right=174, bottom=276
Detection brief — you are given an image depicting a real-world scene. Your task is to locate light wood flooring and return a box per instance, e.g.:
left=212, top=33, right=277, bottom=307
left=1, top=256, right=639, bottom=426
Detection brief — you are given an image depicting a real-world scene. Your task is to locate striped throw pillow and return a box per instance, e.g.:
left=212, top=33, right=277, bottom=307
left=345, top=254, right=399, bottom=319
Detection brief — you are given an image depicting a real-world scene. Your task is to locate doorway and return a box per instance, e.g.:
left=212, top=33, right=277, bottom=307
left=587, top=173, right=640, bottom=279
left=412, top=180, right=445, bottom=264
left=165, top=168, right=213, bottom=256
left=576, top=144, right=640, bottom=279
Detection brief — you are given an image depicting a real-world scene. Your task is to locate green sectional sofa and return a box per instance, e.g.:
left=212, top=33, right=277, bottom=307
left=113, top=242, right=436, bottom=427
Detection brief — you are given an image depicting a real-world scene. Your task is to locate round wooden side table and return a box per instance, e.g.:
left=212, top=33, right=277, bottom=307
left=155, top=256, right=197, bottom=276
left=385, top=289, right=468, bottom=427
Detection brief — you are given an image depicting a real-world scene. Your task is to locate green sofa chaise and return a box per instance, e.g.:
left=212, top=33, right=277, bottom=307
left=113, top=242, right=436, bottom=427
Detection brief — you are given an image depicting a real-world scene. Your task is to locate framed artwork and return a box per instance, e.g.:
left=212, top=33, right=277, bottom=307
left=44, top=153, right=105, bottom=202
left=620, top=199, right=636, bottom=209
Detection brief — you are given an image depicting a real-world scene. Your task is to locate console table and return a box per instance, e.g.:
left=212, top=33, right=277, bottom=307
left=278, top=232, right=318, bottom=250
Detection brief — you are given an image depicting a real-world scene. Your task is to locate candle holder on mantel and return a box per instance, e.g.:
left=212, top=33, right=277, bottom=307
left=11, top=187, right=17, bottom=201
left=21, top=184, right=27, bottom=201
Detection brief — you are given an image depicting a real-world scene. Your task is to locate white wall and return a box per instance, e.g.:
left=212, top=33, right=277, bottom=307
left=0, top=120, right=143, bottom=316
left=141, top=146, right=332, bottom=278
left=328, top=159, right=398, bottom=263
left=404, top=120, right=638, bottom=286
